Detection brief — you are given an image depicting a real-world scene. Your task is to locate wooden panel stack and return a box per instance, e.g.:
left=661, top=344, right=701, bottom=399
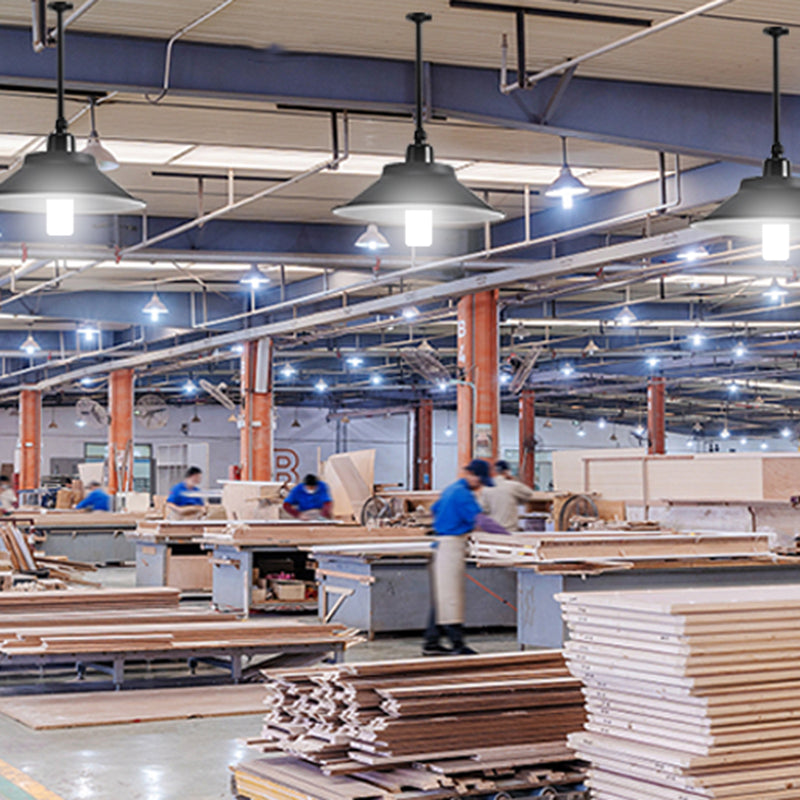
left=0, top=619, right=360, bottom=656
left=0, top=587, right=180, bottom=614
left=470, top=530, right=789, bottom=573
left=201, top=522, right=428, bottom=548
left=558, top=585, right=800, bottom=799
left=233, top=651, right=588, bottom=800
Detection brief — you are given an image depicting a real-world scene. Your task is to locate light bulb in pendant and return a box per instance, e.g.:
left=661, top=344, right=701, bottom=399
left=405, top=209, right=433, bottom=247
left=46, top=197, right=74, bottom=237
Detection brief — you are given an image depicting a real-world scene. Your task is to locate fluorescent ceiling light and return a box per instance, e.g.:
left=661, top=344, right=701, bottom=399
left=0, top=134, right=38, bottom=157
left=173, top=146, right=331, bottom=171
left=75, top=139, right=193, bottom=165
left=456, top=163, right=563, bottom=185
left=579, top=169, right=663, bottom=188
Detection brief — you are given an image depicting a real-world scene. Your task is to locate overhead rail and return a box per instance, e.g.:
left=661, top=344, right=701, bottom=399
left=498, top=0, right=737, bottom=93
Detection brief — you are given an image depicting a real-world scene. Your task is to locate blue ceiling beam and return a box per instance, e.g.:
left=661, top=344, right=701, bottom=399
left=0, top=25, right=793, bottom=165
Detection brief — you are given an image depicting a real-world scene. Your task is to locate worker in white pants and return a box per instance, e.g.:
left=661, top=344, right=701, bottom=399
left=423, top=459, right=509, bottom=656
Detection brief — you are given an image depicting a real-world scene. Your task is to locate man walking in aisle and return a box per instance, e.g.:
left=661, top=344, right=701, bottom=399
left=481, top=459, right=537, bottom=531
left=423, top=459, right=509, bottom=656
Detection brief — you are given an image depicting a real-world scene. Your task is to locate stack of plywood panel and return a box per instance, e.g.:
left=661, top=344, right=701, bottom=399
left=202, top=522, right=428, bottom=548
left=559, top=585, right=800, bottom=799
left=233, top=652, right=588, bottom=800
left=470, top=529, right=784, bottom=573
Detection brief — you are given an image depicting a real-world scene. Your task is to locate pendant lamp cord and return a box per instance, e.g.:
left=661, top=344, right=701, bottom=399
left=766, top=26, right=789, bottom=160
left=407, top=12, right=432, bottom=147
left=561, top=137, right=568, bottom=167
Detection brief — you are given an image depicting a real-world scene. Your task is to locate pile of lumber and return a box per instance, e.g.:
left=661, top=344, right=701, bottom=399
left=0, top=619, right=359, bottom=656
left=470, top=530, right=789, bottom=573
left=0, top=587, right=180, bottom=614
left=559, top=585, right=800, bottom=800
left=202, top=522, right=428, bottom=548
left=0, top=522, right=99, bottom=588
left=235, top=651, right=587, bottom=799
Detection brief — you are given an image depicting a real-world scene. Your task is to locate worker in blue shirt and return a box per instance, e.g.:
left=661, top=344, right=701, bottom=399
left=423, top=459, right=509, bottom=657
left=283, top=474, right=333, bottom=520
left=76, top=482, right=112, bottom=512
left=166, top=467, right=206, bottom=518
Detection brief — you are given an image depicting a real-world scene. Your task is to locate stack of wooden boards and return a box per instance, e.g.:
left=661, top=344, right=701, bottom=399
left=201, top=522, right=429, bottom=548
left=233, top=652, right=588, bottom=800
left=0, top=522, right=98, bottom=588
left=470, top=529, right=791, bottom=573
left=0, top=587, right=359, bottom=668
left=559, top=585, right=800, bottom=799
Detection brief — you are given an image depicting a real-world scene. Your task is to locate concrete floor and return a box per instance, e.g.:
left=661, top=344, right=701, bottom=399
left=0, top=566, right=519, bottom=800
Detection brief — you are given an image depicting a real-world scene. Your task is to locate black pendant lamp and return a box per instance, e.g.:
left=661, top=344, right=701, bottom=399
left=0, top=2, right=144, bottom=236
left=694, top=27, right=800, bottom=262
left=333, top=12, right=504, bottom=247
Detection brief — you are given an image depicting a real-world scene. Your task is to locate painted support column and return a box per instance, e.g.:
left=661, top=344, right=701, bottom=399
left=647, top=376, right=667, bottom=455
left=414, top=398, right=433, bottom=490
left=457, top=291, right=500, bottom=464
left=240, top=338, right=273, bottom=481
left=108, top=368, right=134, bottom=494
left=519, top=388, right=536, bottom=487
left=19, top=388, right=41, bottom=491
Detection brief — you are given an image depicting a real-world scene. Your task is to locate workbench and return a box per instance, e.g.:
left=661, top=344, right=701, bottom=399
left=0, top=635, right=347, bottom=689
left=15, top=513, right=141, bottom=564
left=516, top=562, right=800, bottom=648
left=207, top=543, right=317, bottom=615
left=131, top=537, right=212, bottom=593
left=312, top=543, right=517, bottom=636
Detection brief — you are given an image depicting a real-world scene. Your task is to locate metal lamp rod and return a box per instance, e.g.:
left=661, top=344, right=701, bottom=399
left=407, top=12, right=432, bottom=147
left=49, top=1, right=74, bottom=138
left=766, top=25, right=789, bottom=159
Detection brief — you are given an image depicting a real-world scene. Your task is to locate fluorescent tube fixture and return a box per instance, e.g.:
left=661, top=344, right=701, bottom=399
left=545, top=138, right=590, bottom=209
left=0, top=3, right=144, bottom=233
left=20, top=332, right=40, bottom=354
left=332, top=13, right=503, bottom=246
left=677, top=245, right=709, bottom=261
left=77, top=322, right=99, bottom=340
left=143, top=291, right=168, bottom=321
left=355, top=224, right=390, bottom=251
left=694, top=27, right=800, bottom=262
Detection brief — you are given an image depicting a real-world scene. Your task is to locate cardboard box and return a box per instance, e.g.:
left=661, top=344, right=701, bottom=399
left=270, top=579, right=306, bottom=601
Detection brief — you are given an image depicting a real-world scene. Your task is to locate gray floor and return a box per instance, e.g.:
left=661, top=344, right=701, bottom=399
left=0, top=567, right=519, bottom=800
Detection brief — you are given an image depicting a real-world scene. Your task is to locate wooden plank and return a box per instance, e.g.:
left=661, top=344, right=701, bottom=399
left=0, top=684, right=266, bottom=729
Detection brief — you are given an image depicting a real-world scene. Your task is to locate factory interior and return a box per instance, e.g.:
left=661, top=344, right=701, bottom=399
left=0, top=1, right=799, bottom=799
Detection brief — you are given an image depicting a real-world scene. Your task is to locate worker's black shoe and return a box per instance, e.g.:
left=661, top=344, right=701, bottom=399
left=421, top=641, right=453, bottom=656
left=452, top=644, right=478, bottom=656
